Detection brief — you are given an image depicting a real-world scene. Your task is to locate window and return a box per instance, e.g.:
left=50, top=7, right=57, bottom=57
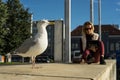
left=110, top=43, right=114, bottom=51
left=75, top=43, right=78, bottom=48
left=116, top=42, right=120, bottom=51
left=72, top=43, right=78, bottom=49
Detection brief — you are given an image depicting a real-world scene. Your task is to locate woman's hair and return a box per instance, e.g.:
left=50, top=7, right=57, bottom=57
left=82, top=21, right=94, bottom=35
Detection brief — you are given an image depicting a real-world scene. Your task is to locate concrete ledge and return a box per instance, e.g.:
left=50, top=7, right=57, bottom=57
left=0, top=60, right=116, bottom=80
left=93, top=60, right=116, bottom=80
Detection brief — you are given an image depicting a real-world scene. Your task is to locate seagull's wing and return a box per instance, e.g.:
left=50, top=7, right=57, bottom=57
left=15, top=38, right=36, bottom=54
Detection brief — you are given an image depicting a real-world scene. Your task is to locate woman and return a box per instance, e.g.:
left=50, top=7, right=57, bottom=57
left=81, top=21, right=106, bottom=64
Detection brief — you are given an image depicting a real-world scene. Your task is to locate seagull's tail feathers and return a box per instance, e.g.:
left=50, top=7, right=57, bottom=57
left=12, top=51, right=28, bottom=57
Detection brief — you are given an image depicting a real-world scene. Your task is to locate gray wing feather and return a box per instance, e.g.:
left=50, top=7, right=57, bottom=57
left=15, top=38, right=36, bottom=53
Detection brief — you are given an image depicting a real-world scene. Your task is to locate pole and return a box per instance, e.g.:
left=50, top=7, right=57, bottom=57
left=64, top=0, right=71, bottom=63
left=98, top=0, right=101, bottom=41
left=90, top=0, right=94, bottom=23
left=30, top=13, right=33, bottom=38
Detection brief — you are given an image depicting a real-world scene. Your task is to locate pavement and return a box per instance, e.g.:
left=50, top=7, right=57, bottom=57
left=0, top=60, right=116, bottom=80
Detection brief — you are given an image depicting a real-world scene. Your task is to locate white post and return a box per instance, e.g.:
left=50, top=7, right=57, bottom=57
left=30, top=13, right=33, bottom=38
left=98, top=0, right=101, bottom=41
left=30, top=13, right=33, bottom=63
left=90, top=0, right=94, bottom=23
left=7, top=53, right=11, bottom=62
left=64, top=0, right=71, bottom=63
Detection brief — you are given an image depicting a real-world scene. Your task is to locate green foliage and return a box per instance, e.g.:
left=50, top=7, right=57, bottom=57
left=0, top=1, right=8, bottom=27
left=0, top=0, right=8, bottom=54
left=0, top=0, right=31, bottom=55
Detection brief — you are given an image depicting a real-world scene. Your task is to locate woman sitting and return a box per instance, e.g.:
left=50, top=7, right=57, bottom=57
left=81, top=21, right=106, bottom=64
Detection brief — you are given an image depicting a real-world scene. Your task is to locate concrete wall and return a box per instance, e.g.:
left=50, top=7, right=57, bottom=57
left=54, top=20, right=64, bottom=62
left=94, top=60, right=116, bottom=80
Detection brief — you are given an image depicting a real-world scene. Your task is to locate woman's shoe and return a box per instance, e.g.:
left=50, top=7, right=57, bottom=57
left=100, top=56, right=106, bottom=65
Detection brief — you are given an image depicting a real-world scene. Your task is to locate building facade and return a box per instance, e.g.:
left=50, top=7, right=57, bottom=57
left=71, top=24, right=120, bottom=59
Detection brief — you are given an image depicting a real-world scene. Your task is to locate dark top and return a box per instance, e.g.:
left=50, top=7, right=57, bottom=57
left=86, top=34, right=93, bottom=41
left=86, top=34, right=99, bottom=53
left=80, top=34, right=99, bottom=53
left=86, top=34, right=94, bottom=46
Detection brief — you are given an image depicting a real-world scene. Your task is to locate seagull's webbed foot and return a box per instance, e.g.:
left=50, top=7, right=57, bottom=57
left=31, top=56, right=42, bottom=69
left=32, top=63, right=42, bottom=69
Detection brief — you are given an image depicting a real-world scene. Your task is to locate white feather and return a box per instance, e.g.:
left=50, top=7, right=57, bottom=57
left=15, top=20, right=49, bottom=58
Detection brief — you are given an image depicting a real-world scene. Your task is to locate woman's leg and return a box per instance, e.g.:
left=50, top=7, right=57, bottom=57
left=100, top=41, right=105, bottom=56
left=94, top=51, right=100, bottom=63
left=94, top=41, right=106, bottom=64
left=82, top=49, right=90, bottom=62
left=99, top=41, right=106, bottom=64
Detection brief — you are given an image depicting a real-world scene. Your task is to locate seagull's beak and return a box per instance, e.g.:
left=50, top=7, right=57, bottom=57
left=49, top=22, right=55, bottom=25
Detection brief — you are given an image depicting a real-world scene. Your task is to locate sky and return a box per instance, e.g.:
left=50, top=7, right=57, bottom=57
left=20, top=0, right=120, bottom=30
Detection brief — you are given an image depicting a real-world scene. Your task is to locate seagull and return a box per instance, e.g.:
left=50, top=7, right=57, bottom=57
left=14, top=20, right=52, bottom=69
